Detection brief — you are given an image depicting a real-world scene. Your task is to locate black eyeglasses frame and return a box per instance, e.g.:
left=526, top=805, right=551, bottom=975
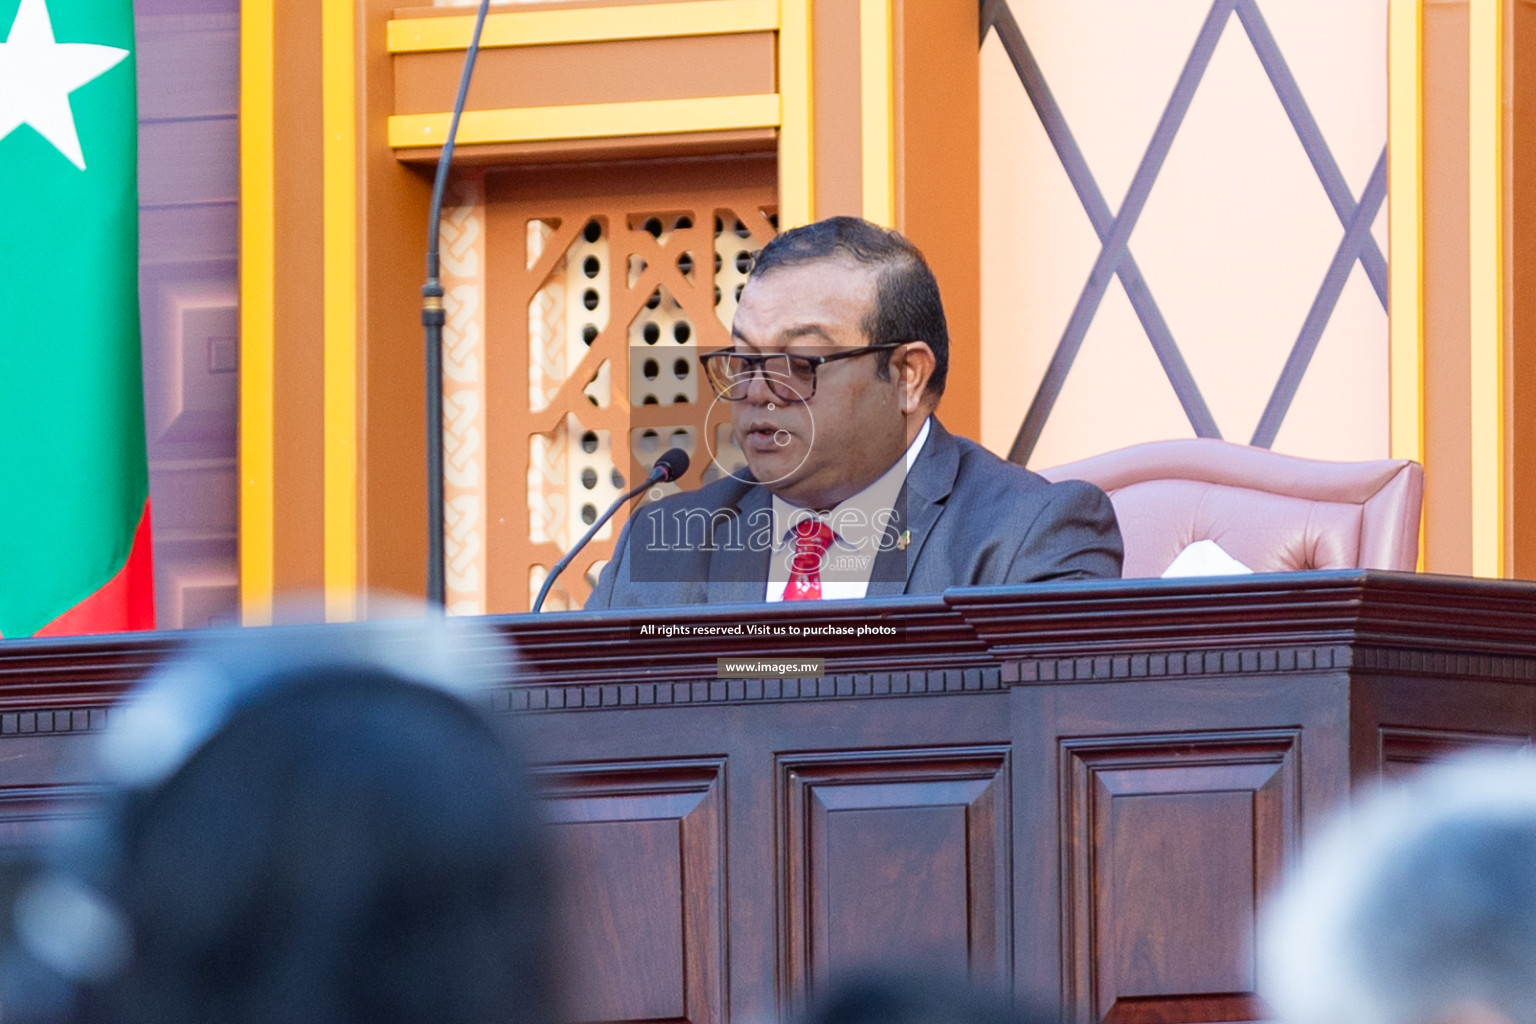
left=698, top=342, right=907, bottom=403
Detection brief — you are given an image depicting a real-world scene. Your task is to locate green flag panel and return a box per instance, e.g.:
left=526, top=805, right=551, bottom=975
left=0, top=0, right=150, bottom=637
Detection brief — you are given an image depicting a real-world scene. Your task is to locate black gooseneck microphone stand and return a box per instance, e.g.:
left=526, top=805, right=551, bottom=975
left=531, top=449, right=691, bottom=614
left=422, top=0, right=493, bottom=610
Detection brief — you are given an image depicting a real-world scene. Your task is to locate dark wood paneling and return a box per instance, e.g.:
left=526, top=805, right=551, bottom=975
left=540, top=759, right=725, bottom=1024
left=1379, top=725, right=1531, bottom=779
left=780, top=748, right=1010, bottom=1006
left=1061, top=733, right=1296, bottom=1024
left=0, top=783, right=105, bottom=849
left=4, top=575, right=1536, bottom=1024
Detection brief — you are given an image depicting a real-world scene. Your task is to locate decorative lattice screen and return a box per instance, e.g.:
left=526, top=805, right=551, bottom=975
left=483, top=169, right=778, bottom=612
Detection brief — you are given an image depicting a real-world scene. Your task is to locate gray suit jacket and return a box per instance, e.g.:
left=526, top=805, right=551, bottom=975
left=585, top=419, right=1122, bottom=608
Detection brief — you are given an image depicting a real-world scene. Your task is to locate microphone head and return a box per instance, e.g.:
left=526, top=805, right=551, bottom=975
left=653, top=448, right=691, bottom=483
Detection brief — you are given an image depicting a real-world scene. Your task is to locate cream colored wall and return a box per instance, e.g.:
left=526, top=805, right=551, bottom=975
left=980, top=0, right=1390, bottom=470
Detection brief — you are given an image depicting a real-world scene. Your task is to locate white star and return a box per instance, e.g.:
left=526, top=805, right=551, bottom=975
left=0, top=0, right=128, bottom=170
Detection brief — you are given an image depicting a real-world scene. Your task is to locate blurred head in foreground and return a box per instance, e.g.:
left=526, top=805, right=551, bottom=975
left=799, top=971, right=1051, bottom=1024
left=6, top=616, right=553, bottom=1024
left=1261, top=750, right=1536, bottom=1024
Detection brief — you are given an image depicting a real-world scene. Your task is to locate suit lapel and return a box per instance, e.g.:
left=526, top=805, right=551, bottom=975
left=866, top=418, right=958, bottom=596
left=707, top=480, right=772, bottom=604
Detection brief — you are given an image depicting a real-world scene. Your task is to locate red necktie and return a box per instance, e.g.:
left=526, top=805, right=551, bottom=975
left=784, top=520, right=835, bottom=601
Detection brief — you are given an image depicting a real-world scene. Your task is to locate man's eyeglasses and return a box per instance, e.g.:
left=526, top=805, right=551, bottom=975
left=699, top=343, right=904, bottom=403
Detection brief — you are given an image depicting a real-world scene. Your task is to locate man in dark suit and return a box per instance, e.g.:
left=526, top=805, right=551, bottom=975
left=586, top=217, right=1121, bottom=608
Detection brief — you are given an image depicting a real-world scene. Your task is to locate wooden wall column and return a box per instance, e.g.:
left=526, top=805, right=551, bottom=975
left=242, top=0, right=436, bottom=622
left=1510, top=0, right=1536, bottom=578
left=241, top=0, right=331, bottom=623
left=808, top=0, right=981, bottom=439
left=1400, top=0, right=1528, bottom=578
left=358, top=0, right=435, bottom=611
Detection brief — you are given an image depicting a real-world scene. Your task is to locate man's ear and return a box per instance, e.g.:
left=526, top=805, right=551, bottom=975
left=891, top=342, right=937, bottom=414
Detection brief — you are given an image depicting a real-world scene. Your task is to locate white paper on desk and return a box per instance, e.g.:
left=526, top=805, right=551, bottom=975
left=1162, top=539, right=1254, bottom=578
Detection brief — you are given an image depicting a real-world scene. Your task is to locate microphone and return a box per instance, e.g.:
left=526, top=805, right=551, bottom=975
left=531, top=448, right=691, bottom=613
left=651, top=447, right=690, bottom=484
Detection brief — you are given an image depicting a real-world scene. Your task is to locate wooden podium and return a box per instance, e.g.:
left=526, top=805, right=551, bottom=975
left=5, top=572, right=1536, bottom=1024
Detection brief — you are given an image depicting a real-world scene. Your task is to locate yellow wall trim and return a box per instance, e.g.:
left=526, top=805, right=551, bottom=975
left=858, top=0, right=894, bottom=226
left=777, top=0, right=814, bottom=228
left=1387, top=0, right=1425, bottom=570
left=1470, top=0, right=1506, bottom=577
left=387, top=0, right=778, bottom=54
left=322, top=0, right=359, bottom=621
left=1387, top=0, right=1424, bottom=469
left=388, top=93, right=782, bottom=148
left=239, top=0, right=275, bottom=626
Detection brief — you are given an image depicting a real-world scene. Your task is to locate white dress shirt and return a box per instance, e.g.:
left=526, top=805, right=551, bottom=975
left=765, top=417, right=932, bottom=601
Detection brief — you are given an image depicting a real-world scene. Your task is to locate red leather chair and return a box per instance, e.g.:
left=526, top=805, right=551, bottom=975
left=1038, top=439, right=1424, bottom=577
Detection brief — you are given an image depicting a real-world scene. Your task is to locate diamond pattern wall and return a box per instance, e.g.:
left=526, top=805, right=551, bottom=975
left=980, top=0, right=1389, bottom=468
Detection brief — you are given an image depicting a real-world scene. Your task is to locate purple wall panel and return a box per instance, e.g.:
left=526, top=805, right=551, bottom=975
left=135, top=0, right=239, bottom=629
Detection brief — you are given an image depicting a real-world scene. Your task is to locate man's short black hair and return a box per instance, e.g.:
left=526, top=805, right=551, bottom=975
left=748, top=216, right=949, bottom=397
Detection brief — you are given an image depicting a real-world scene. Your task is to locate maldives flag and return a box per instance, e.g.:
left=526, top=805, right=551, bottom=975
left=0, top=0, right=154, bottom=637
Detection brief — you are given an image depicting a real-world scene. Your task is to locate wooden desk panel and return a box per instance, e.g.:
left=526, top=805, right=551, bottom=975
left=4, top=572, right=1536, bottom=1024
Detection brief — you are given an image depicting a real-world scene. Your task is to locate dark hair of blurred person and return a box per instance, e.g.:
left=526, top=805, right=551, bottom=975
left=799, top=971, right=1053, bottom=1024
left=4, top=618, right=555, bottom=1024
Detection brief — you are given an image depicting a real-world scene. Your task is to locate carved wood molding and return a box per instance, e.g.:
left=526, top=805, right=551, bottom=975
left=494, top=666, right=1006, bottom=713
left=0, top=708, right=111, bottom=737
left=1005, top=645, right=1352, bottom=685
left=0, top=783, right=110, bottom=847
left=1058, top=729, right=1300, bottom=1024
left=778, top=746, right=1012, bottom=1009
left=7, top=574, right=1536, bottom=718
left=1355, top=644, right=1536, bottom=682
left=7, top=574, right=1536, bottom=1024
left=535, top=756, right=727, bottom=1024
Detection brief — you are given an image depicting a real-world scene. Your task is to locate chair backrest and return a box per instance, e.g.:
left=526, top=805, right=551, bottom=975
left=1037, top=439, right=1424, bottom=577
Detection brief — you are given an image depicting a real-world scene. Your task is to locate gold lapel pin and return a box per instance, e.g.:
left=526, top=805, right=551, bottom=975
left=896, top=530, right=911, bottom=551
